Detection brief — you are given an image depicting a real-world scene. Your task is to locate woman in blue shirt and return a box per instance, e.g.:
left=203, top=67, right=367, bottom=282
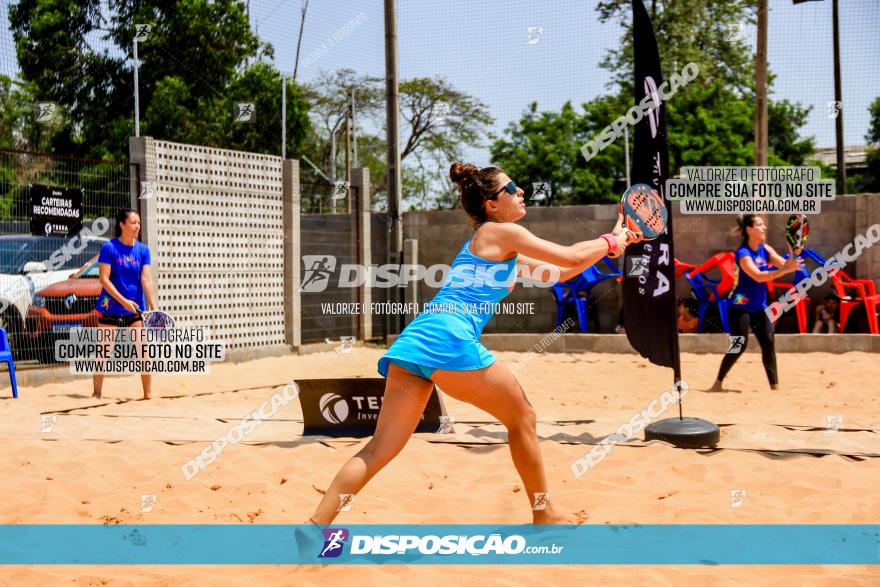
left=92, top=209, right=157, bottom=400
left=307, top=162, right=639, bottom=526
left=710, top=215, right=801, bottom=392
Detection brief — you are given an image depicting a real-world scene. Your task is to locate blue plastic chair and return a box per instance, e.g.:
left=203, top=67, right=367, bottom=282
left=685, top=272, right=733, bottom=333
left=551, top=257, right=622, bottom=332
left=0, top=328, right=18, bottom=399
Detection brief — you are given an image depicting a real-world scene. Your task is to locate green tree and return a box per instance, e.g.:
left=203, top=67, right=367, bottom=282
left=493, top=0, right=814, bottom=205
left=855, top=96, right=880, bottom=192
left=0, top=74, right=63, bottom=151
left=8, top=0, right=308, bottom=158
left=300, top=69, right=493, bottom=211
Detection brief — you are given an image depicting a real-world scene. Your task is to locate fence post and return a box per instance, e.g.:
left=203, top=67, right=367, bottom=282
left=128, top=136, right=159, bottom=288
left=403, top=238, right=418, bottom=325
left=128, top=136, right=158, bottom=240
left=283, top=158, right=302, bottom=350
left=351, top=167, right=372, bottom=340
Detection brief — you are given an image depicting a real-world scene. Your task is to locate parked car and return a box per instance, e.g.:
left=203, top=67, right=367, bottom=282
left=25, top=256, right=102, bottom=363
left=0, top=234, right=107, bottom=351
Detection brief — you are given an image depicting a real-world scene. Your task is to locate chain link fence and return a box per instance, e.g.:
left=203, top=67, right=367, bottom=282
left=0, top=148, right=135, bottom=363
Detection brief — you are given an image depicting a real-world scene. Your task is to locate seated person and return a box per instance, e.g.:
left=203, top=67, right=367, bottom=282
left=812, top=293, right=840, bottom=333
left=678, top=298, right=699, bottom=333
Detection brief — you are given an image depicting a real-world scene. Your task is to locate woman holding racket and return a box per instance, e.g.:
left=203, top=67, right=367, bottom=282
left=307, top=163, right=640, bottom=525
left=92, top=209, right=157, bottom=400
left=709, top=214, right=801, bottom=392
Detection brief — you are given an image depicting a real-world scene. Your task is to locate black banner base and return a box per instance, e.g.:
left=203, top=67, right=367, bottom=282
left=644, top=417, right=721, bottom=448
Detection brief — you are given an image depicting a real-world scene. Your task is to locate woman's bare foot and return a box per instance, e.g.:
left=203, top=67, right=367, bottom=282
left=92, top=390, right=102, bottom=399
left=533, top=506, right=588, bottom=525
left=142, top=393, right=151, bottom=400
left=770, top=383, right=779, bottom=390
left=707, top=380, right=724, bottom=392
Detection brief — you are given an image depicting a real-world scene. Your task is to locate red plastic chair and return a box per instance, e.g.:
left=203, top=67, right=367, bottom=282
left=674, top=258, right=696, bottom=278
left=831, top=272, right=880, bottom=334
left=686, top=252, right=737, bottom=301
left=765, top=279, right=811, bottom=333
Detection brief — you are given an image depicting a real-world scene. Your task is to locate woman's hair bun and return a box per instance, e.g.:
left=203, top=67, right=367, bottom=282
left=449, top=162, right=479, bottom=186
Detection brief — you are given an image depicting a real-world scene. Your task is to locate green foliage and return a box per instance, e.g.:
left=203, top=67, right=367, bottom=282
left=7, top=0, right=308, bottom=159
left=300, top=69, right=493, bottom=211
left=492, top=0, right=816, bottom=205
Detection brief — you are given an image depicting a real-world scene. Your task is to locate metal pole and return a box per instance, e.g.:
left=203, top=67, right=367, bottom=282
left=351, top=88, right=359, bottom=168
left=293, top=0, right=309, bottom=82
left=133, top=39, right=140, bottom=137
left=281, top=74, right=287, bottom=159
left=330, top=130, right=337, bottom=184
left=624, top=126, right=631, bottom=186
left=832, top=0, right=846, bottom=194
left=345, top=107, right=352, bottom=214
left=385, top=0, right=403, bottom=338
left=754, top=0, right=768, bottom=166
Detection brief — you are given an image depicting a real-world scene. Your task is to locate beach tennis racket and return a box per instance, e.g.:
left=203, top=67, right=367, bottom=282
left=137, top=310, right=176, bottom=330
left=784, top=214, right=809, bottom=250
left=619, top=183, right=668, bottom=241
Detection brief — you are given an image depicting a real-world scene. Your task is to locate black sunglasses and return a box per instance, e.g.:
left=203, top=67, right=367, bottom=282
left=493, top=181, right=517, bottom=197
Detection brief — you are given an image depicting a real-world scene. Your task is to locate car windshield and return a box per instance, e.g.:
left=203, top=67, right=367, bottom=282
left=0, top=241, right=28, bottom=273
left=78, top=260, right=100, bottom=278
left=17, top=237, right=106, bottom=272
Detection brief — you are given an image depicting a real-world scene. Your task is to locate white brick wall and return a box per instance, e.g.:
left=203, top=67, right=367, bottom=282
left=145, top=140, right=286, bottom=351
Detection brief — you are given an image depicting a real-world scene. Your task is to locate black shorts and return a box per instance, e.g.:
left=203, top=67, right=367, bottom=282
left=97, top=313, right=142, bottom=327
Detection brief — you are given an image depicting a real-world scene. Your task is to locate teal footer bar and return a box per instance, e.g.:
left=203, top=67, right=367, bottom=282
left=0, top=524, right=877, bottom=565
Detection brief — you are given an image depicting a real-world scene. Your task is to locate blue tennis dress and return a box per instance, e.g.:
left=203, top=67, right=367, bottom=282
left=378, top=228, right=518, bottom=380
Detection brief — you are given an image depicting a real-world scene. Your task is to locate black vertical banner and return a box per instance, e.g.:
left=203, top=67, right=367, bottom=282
left=624, top=0, right=680, bottom=375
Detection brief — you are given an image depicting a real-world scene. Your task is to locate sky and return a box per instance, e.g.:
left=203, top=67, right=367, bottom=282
left=2, top=0, right=878, bottom=167
left=252, top=0, right=880, bottom=166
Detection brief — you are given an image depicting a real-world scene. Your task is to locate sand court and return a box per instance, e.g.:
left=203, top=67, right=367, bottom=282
left=1, top=348, right=878, bottom=584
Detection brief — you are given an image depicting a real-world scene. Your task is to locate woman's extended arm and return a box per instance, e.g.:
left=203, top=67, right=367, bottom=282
left=141, top=264, right=157, bottom=311
left=738, top=253, right=799, bottom=283
left=496, top=222, right=619, bottom=267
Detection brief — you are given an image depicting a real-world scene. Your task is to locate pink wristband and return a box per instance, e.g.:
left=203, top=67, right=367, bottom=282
left=600, top=233, right=618, bottom=256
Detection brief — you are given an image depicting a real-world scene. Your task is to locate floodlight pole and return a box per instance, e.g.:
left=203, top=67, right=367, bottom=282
left=384, top=0, right=403, bottom=339
left=831, top=0, right=846, bottom=194
left=133, top=38, right=141, bottom=137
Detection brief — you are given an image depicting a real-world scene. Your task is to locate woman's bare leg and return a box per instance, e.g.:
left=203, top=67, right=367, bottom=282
left=308, top=363, right=434, bottom=525
left=431, top=362, right=577, bottom=524
left=91, top=325, right=115, bottom=398
left=128, top=320, right=151, bottom=399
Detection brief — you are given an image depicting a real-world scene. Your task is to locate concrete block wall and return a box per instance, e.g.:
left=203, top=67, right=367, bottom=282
left=400, top=195, right=880, bottom=334
left=130, top=137, right=290, bottom=352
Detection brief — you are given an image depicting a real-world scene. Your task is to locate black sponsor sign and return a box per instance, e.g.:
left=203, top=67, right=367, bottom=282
left=623, top=0, right=680, bottom=372
left=298, top=378, right=447, bottom=437
left=30, top=184, right=83, bottom=237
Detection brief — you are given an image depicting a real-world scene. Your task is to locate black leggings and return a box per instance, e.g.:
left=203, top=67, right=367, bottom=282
left=716, top=308, right=778, bottom=386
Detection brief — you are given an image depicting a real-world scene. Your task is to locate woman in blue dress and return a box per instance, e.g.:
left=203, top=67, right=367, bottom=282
left=308, top=162, right=638, bottom=524
left=92, top=209, right=157, bottom=400
left=709, top=214, right=801, bottom=392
